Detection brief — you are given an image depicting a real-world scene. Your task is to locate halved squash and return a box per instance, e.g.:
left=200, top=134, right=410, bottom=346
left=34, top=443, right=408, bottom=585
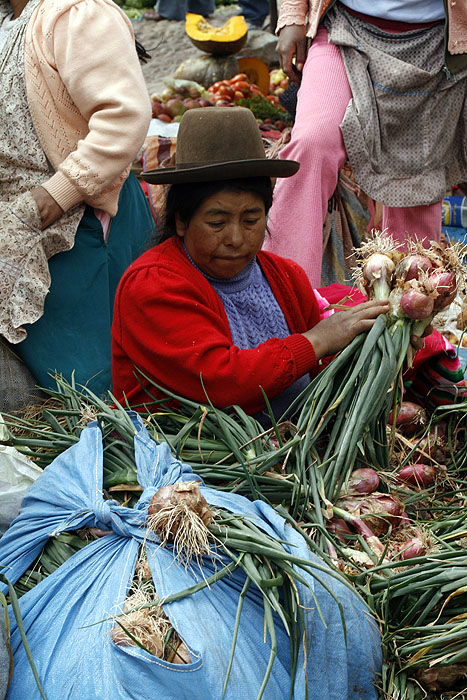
left=237, top=57, right=270, bottom=95
left=185, top=13, right=248, bottom=56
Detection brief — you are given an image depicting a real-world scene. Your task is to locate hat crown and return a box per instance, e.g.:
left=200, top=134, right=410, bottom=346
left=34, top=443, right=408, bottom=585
left=175, top=107, right=266, bottom=167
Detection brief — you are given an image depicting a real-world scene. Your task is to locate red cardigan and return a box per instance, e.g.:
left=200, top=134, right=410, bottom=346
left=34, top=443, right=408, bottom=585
left=111, top=237, right=322, bottom=412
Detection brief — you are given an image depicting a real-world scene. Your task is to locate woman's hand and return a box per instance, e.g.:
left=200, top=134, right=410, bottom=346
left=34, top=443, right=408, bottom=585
left=303, top=300, right=390, bottom=359
left=31, top=187, right=64, bottom=230
left=276, top=24, right=307, bottom=83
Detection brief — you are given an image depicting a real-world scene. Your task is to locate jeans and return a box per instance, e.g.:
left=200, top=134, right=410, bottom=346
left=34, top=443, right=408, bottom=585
left=238, top=0, right=269, bottom=26
left=155, top=0, right=215, bottom=20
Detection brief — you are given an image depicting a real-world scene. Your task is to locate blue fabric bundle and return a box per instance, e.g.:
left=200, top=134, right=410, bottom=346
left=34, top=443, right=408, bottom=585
left=0, top=414, right=381, bottom=699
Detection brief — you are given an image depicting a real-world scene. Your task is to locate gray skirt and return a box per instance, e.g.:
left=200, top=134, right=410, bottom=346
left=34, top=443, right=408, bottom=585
left=326, top=5, right=467, bottom=207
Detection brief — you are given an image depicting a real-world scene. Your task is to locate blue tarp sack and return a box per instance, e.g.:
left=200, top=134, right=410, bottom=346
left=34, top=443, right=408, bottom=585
left=0, top=413, right=381, bottom=699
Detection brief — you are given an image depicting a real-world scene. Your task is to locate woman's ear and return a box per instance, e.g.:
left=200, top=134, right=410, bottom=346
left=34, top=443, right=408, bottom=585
left=175, top=213, right=186, bottom=238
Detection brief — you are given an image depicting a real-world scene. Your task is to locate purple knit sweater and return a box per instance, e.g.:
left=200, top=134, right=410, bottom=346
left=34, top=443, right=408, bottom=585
left=183, top=245, right=310, bottom=422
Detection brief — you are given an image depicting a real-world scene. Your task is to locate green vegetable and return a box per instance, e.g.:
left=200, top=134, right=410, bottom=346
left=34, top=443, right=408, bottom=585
left=123, top=7, right=143, bottom=18
left=236, top=95, right=292, bottom=123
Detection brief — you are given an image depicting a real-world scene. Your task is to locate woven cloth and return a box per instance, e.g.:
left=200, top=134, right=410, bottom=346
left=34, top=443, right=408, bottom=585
left=0, top=0, right=83, bottom=343
left=326, top=4, right=467, bottom=207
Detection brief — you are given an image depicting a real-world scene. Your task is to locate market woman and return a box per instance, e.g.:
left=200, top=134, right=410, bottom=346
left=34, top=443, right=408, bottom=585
left=0, top=0, right=153, bottom=408
left=112, top=107, right=388, bottom=422
left=264, top=0, right=467, bottom=286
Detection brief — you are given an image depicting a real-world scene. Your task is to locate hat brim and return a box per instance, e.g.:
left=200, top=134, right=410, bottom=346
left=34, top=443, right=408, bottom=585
left=142, top=158, right=300, bottom=185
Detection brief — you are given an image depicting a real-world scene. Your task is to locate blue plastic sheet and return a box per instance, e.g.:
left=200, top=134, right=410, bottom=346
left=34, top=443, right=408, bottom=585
left=0, top=414, right=381, bottom=699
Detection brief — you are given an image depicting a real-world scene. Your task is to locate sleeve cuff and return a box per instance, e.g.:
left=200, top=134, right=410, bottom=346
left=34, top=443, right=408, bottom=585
left=42, top=172, right=83, bottom=213
left=283, top=333, right=318, bottom=377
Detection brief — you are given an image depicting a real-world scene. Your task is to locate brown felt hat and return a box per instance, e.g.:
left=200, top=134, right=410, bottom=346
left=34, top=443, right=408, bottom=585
left=142, top=106, right=299, bottom=184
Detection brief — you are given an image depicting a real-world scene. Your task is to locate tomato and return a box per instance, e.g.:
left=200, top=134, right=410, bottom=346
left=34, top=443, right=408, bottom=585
left=229, top=73, right=248, bottom=83
left=230, top=80, right=250, bottom=92
left=233, top=90, right=245, bottom=101
left=210, top=81, right=224, bottom=93
left=214, top=93, right=232, bottom=103
left=218, top=84, right=235, bottom=98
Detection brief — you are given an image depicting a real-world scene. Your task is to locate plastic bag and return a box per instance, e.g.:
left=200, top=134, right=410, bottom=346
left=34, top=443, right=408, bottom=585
left=0, top=436, right=42, bottom=537
left=0, top=414, right=381, bottom=699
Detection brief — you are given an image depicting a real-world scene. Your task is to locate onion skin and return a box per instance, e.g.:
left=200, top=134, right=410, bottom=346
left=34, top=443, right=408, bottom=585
left=400, top=289, right=434, bottom=319
left=346, top=468, right=380, bottom=495
left=388, top=401, right=427, bottom=436
left=397, top=463, right=436, bottom=487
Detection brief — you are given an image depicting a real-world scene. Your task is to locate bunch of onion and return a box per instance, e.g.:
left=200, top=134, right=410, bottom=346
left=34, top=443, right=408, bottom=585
left=146, top=495, right=360, bottom=700
left=388, top=240, right=465, bottom=340
left=280, top=232, right=465, bottom=553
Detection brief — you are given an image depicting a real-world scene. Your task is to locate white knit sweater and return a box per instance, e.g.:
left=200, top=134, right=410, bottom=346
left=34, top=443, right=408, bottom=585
left=24, top=0, right=151, bottom=215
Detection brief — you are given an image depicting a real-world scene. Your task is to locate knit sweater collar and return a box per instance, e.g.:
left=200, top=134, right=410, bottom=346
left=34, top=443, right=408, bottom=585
left=182, top=241, right=258, bottom=293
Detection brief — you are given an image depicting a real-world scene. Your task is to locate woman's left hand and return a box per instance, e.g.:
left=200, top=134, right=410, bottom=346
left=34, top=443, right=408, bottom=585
left=31, top=186, right=64, bottom=229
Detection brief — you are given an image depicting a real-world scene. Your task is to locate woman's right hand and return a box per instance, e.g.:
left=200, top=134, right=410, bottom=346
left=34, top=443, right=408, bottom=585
left=31, top=186, right=64, bottom=230
left=303, top=300, right=390, bottom=359
left=276, top=24, right=308, bottom=83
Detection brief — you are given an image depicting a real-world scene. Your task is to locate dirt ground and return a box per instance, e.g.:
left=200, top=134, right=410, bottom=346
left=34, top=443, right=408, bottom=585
left=133, top=4, right=277, bottom=97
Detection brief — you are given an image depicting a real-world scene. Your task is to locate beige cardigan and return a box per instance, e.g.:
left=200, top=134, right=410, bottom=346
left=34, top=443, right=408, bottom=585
left=277, top=0, right=467, bottom=71
left=24, top=0, right=151, bottom=216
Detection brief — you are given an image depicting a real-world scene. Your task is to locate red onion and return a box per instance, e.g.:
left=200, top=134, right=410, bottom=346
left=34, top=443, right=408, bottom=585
left=399, top=511, right=411, bottom=528
left=398, top=536, right=426, bottom=560
left=337, top=492, right=405, bottom=536
left=326, top=517, right=352, bottom=542
left=429, top=269, right=457, bottom=311
left=410, top=425, right=449, bottom=464
left=333, top=505, right=386, bottom=554
left=396, top=255, right=433, bottom=282
left=397, top=463, right=436, bottom=487
left=400, top=288, right=434, bottom=319
left=416, top=664, right=467, bottom=692
left=346, top=468, right=380, bottom=495
left=388, top=401, right=427, bottom=435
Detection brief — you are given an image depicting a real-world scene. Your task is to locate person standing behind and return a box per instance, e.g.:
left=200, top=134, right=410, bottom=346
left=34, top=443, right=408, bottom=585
left=263, top=0, right=467, bottom=287
left=0, top=0, right=154, bottom=407
left=238, top=0, right=269, bottom=29
left=149, top=0, right=214, bottom=21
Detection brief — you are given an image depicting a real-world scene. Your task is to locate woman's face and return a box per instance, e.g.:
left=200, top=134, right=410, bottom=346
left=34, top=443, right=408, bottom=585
left=175, top=189, right=266, bottom=279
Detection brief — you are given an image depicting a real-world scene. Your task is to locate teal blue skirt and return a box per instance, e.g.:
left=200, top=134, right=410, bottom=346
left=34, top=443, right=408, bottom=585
left=16, top=173, right=154, bottom=396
